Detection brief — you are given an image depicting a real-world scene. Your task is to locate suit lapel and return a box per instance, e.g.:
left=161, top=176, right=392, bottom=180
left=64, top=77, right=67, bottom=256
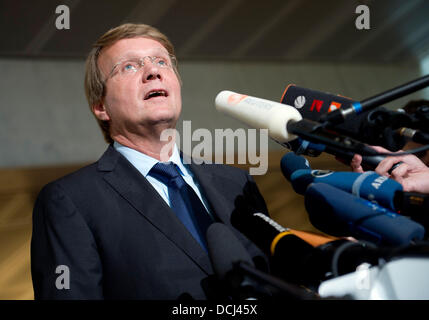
left=97, top=146, right=213, bottom=274
left=187, top=161, right=235, bottom=227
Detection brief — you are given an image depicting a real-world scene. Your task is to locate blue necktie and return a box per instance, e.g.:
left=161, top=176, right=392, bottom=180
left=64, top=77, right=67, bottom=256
left=149, top=162, right=213, bottom=252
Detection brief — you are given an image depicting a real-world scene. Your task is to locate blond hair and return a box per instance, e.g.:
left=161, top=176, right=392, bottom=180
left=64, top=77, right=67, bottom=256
left=84, top=23, right=178, bottom=144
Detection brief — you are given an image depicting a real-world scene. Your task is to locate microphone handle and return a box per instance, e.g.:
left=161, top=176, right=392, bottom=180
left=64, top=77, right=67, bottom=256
left=361, top=155, right=386, bottom=169
left=323, top=144, right=382, bottom=170
left=324, top=144, right=403, bottom=173
left=321, top=75, right=429, bottom=125
left=235, top=262, right=319, bottom=300
left=360, top=75, right=429, bottom=114
left=285, top=120, right=402, bottom=171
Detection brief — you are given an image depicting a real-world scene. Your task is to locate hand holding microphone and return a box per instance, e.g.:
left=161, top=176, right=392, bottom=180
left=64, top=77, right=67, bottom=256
left=351, top=146, right=429, bottom=194
left=376, top=152, right=429, bottom=194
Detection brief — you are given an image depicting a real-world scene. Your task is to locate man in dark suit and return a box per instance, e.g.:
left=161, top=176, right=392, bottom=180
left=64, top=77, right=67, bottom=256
left=31, top=23, right=269, bottom=299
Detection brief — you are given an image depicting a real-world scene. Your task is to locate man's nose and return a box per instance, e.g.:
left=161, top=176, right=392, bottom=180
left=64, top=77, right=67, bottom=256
left=142, top=59, right=162, bottom=82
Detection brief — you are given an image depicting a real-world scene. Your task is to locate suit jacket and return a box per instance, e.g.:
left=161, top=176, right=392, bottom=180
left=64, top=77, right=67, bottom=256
left=31, top=145, right=269, bottom=300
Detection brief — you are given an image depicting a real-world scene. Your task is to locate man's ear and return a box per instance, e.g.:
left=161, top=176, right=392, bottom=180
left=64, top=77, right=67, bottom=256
left=92, top=101, right=110, bottom=121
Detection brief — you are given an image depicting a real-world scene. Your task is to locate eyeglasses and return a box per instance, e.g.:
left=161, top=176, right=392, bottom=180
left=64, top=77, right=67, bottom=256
left=104, top=54, right=177, bottom=82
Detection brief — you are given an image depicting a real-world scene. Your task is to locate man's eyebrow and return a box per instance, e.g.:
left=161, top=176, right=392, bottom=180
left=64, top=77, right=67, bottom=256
left=115, top=49, right=170, bottom=61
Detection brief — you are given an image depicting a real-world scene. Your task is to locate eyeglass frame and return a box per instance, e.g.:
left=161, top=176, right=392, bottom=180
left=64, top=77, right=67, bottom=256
left=102, top=54, right=178, bottom=85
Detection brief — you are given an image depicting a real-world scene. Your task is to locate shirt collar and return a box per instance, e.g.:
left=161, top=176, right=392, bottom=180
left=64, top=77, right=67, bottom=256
left=113, top=141, right=188, bottom=177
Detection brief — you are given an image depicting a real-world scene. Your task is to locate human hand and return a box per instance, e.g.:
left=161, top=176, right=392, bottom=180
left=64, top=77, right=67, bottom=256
left=375, top=151, right=429, bottom=194
left=348, top=145, right=388, bottom=173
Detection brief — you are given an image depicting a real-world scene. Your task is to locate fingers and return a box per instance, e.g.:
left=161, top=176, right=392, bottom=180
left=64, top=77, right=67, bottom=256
left=350, top=154, right=364, bottom=173
left=390, top=162, right=409, bottom=180
left=375, top=156, right=404, bottom=176
left=376, top=153, right=426, bottom=177
left=369, top=145, right=392, bottom=153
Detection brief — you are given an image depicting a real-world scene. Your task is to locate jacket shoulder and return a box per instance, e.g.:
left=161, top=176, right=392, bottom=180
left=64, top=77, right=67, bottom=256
left=40, top=162, right=100, bottom=194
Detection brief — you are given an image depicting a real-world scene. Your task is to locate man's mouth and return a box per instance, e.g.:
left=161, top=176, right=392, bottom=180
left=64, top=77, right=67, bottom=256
left=144, top=89, right=168, bottom=100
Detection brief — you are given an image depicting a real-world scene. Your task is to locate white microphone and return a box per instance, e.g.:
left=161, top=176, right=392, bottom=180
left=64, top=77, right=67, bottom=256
left=215, top=90, right=302, bottom=143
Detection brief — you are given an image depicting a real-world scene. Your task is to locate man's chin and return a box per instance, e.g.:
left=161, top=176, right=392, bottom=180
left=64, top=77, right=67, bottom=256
left=143, top=115, right=178, bottom=128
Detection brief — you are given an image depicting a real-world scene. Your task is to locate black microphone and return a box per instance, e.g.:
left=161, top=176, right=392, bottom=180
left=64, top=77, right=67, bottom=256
left=230, top=204, right=387, bottom=290
left=280, top=83, right=361, bottom=138
left=230, top=210, right=328, bottom=288
left=280, top=83, right=429, bottom=154
left=279, top=85, right=411, bottom=165
left=206, top=222, right=261, bottom=300
left=206, top=222, right=317, bottom=300
left=394, top=191, right=429, bottom=230
left=231, top=196, right=340, bottom=286
left=396, top=127, right=429, bottom=145
left=356, top=107, right=411, bottom=151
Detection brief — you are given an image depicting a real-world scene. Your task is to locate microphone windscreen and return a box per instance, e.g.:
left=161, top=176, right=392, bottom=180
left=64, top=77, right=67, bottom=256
left=280, top=152, right=311, bottom=181
left=215, top=90, right=302, bottom=143
left=280, top=84, right=368, bottom=139
left=280, top=84, right=354, bottom=121
left=206, top=223, right=255, bottom=280
left=304, top=183, right=425, bottom=246
left=291, top=169, right=403, bottom=211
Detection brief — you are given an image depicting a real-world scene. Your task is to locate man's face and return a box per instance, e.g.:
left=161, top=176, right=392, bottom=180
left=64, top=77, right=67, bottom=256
left=95, top=37, right=182, bottom=138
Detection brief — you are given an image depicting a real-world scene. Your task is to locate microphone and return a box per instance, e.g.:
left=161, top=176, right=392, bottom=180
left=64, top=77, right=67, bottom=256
left=396, top=127, right=429, bottom=145
left=279, top=84, right=386, bottom=148
left=230, top=210, right=328, bottom=288
left=280, top=84, right=362, bottom=138
left=356, top=107, right=411, bottom=151
left=280, top=85, right=429, bottom=154
left=230, top=210, right=316, bottom=257
left=230, top=206, right=386, bottom=289
left=215, top=90, right=389, bottom=170
left=304, top=182, right=426, bottom=246
left=207, top=223, right=255, bottom=280
left=215, top=90, right=302, bottom=143
left=206, top=222, right=267, bottom=300
left=206, top=222, right=317, bottom=299
left=281, top=151, right=403, bottom=211
left=281, top=152, right=429, bottom=219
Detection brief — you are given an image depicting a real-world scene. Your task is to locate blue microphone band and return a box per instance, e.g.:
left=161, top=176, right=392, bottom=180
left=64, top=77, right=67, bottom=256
left=351, top=171, right=375, bottom=198
left=351, top=101, right=363, bottom=114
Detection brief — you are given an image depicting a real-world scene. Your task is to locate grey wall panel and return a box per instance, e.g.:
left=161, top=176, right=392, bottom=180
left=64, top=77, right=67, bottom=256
left=0, top=58, right=426, bottom=167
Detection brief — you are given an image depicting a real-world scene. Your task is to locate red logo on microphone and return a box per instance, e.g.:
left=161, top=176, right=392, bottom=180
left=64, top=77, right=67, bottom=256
left=328, top=101, right=342, bottom=112
left=310, top=99, right=323, bottom=112
left=228, top=93, right=248, bottom=105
